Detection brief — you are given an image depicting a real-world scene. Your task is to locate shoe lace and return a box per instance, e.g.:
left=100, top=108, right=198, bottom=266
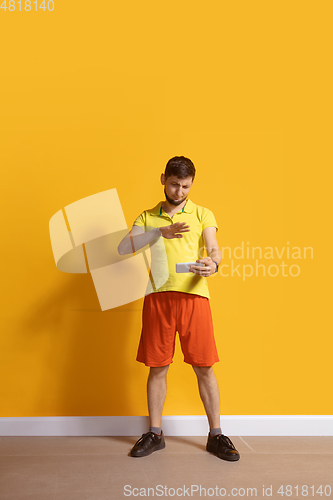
left=218, top=434, right=236, bottom=450
left=133, top=431, right=154, bottom=447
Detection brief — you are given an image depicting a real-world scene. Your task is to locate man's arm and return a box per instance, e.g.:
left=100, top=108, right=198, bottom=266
left=117, top=221, right=191, bottom=255
left=203, top=226, right=222, bottom=265
left=190, top=226, right=222, bottom=276
left=117, top=225, right=161, bottom=255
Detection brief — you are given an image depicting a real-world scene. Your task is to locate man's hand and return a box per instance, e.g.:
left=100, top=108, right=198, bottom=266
left=190, top=257, right=217, bottom=277
left=158, top=222, right=190, bottom=239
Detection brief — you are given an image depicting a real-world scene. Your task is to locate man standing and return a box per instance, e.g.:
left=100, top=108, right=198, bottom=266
left=118, top=156, right=240, bottom=462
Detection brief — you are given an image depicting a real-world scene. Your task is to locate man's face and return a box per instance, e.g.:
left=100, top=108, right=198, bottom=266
left=161, top=174, right=194, bottom=206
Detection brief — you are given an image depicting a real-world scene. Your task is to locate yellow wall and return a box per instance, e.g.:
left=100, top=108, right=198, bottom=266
left=0, top=1, right=332, bottom=417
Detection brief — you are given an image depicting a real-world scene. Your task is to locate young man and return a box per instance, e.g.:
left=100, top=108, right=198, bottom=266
left=118, top=156, right=240, bottom=462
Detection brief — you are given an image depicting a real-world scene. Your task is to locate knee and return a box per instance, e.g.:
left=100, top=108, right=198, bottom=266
left=192, top=365, right=213, bottom=379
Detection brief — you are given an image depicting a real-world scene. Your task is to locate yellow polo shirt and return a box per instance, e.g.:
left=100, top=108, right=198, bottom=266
left=132, top=198, right=218, bottom=299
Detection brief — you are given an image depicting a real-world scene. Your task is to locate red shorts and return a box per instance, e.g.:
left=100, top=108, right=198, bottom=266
left=136, top=291, right=219, bottom=367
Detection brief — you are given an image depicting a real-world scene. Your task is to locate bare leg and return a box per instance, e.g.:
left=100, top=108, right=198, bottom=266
left=147, top=365, right=169, bottom=427
left=192, top=365, right=221, bottom=429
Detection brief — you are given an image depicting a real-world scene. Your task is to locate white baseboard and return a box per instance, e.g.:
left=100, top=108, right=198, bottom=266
left=0, top=415, right=332, bottom=436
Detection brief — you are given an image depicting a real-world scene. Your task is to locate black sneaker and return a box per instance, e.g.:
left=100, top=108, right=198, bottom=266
left=130, top=431, right=165, bottom=457
left=206, top=433, right=240, bottom=461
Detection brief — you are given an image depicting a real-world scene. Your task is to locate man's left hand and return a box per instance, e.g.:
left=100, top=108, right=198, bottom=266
left=190, top=257, right=217, bottom=276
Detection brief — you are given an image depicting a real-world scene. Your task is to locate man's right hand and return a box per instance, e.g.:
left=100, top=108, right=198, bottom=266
left=158, top=222, right=190, bottom=239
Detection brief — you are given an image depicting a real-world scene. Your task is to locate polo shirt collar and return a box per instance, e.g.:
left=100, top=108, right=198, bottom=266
left=148, top=198, right=195, bottom=217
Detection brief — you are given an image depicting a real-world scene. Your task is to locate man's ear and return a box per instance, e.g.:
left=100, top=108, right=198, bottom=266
left=161, top=173, right=165, bottom=185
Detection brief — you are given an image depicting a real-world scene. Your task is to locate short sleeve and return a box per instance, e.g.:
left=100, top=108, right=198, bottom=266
left=202, top=209, right=218, bottom=232
left=132, top=211, right=146, bottom=228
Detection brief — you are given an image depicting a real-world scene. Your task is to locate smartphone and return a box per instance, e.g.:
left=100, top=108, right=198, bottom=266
left=176, top=262, right=205, bottom=273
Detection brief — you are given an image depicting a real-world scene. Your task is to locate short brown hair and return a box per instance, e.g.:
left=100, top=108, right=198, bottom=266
left=164, top=156, right=196, bottom=182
